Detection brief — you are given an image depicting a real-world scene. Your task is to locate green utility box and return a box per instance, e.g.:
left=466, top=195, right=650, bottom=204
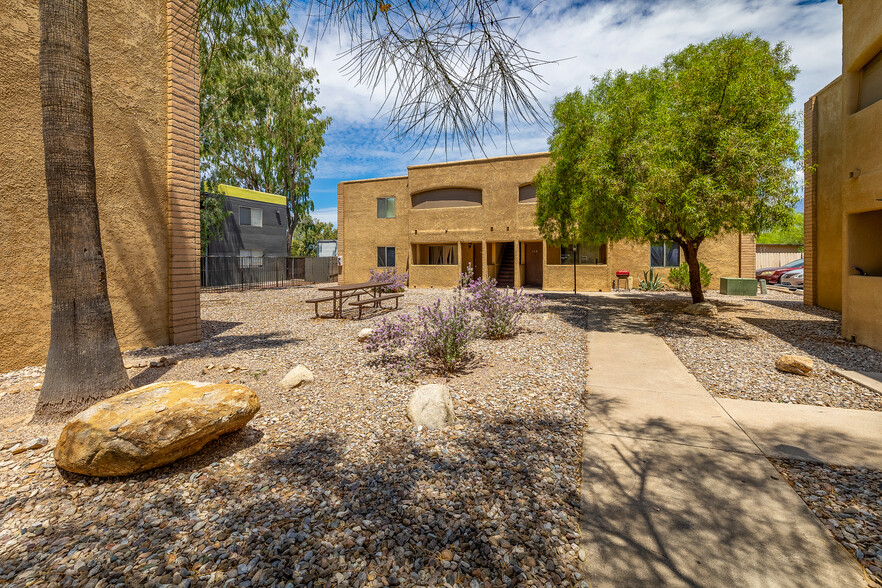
left=720, top=277, right=758, bottom=296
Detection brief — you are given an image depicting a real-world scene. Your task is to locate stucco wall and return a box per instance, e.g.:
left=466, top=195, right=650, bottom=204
left=0, top=1, right=176, bottom=370
left=806, top=3, right=882, bottom=350
left=338, top=176, right=410, bottom=284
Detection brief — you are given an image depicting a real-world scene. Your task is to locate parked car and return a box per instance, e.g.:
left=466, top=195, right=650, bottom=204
left=779, top=269, right=804, bottom=290
left=756, top=258, right=803, bottom=284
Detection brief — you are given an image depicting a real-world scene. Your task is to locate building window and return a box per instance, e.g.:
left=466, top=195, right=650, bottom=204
left=239, top=206, right=263, bottom=227
left=560, top=243, right=606, bottom=265
left=859, top=48, right=882, bottom=111
left=428, top=245, right=457, bottom=265
left=518, top=184, right=537, bottom=203
left=650, top=241, right=680, bottom=267
left=377, top=246, right=395, bottom=267
left=238, top=249, right=263, bottom=268
left=411, top=188, right=482, bottom=209
left=377, top=197, right=396, bottom=219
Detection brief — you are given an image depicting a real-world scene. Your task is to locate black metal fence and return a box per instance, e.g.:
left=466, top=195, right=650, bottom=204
left=201, top=256, right=340, bottom=292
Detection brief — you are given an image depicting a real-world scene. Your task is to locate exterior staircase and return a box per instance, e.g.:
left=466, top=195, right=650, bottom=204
left=496, top=243, right=515, bottom=288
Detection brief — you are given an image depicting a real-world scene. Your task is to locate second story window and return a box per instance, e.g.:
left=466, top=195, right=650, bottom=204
left=239, top=206, right=263, bottom=227
left=377, top=197, right=396, bottom=219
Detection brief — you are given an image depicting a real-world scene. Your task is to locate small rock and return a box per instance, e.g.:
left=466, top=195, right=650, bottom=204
left=406, top=384, right=456, bottom=430
left=281, top=366, right=314, bottom=390
left=33, top=383, right=42, bottom=391
left=775, top=355, right=813, bottom=377
left=12, top=437, right=48, bottom=454
left=439, top=549, right=454, bottom=561
left=683, top=302, right=718, bottom=317
left=357, top=328, right=374, bottom=342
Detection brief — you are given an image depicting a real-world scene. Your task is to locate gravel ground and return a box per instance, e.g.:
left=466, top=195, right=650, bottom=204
left=772, top=459, right=882, bottom=587
left=631, top=291, right=882, bottom=411
left=0, top=287, right=589, bottom=588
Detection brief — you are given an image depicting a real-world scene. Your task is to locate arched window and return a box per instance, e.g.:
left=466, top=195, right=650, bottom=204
left=518, top=184, right=537, bottom=203
left=411, top=188, right=482, bottom=209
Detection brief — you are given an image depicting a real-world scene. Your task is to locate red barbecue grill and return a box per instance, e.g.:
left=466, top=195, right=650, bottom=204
left=615, top=271, right=630, bottom=291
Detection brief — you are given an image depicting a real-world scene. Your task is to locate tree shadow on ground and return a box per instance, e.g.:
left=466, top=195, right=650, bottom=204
left=631, top=297, right=755, bottom=341
left=0, top=415, right=583, bottom=587
left=740, top=316, right=882, bottom=372
left=580, top=389, right=866, bottom=586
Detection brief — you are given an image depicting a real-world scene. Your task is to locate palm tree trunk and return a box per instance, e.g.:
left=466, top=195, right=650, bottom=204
left=33, top=0, right=131, bottom=422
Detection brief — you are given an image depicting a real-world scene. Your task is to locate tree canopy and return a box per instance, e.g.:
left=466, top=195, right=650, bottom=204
left=290, top=213, right=337, bottom=256
left=756, top=212, right=804, bottom=245
left=200, top=0, right=331, bottom=255
left=535, top=33, right=802, bottom=302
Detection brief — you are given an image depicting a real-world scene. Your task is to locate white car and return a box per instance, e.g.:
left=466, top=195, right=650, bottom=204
left=780, top=269, right=804, bottom=290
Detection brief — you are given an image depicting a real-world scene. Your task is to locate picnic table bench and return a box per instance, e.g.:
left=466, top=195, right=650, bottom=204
left=349, top=292, right=403, bottom=319
left=305, top=281, right=402, bottom=319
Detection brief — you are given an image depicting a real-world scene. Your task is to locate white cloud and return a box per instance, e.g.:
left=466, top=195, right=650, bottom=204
left=295, top=0, right=843, bottom=192
left=312, top=206, right=338, bottom=226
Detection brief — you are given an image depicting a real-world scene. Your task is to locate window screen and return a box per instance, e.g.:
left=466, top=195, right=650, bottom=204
left=377, top=197, right=396, bottom=218
left=650, top=242, right=680, bottom=267
left=859, top=49, right=882, bottom=111
left=377, top=247, right=395, bottom=267
left=239, top=207, right=263, bottom=227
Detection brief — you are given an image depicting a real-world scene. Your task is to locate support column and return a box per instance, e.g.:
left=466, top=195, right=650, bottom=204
left=166, top=0, right=201, bottom=344
left=513, top=240, right=521, bottom=289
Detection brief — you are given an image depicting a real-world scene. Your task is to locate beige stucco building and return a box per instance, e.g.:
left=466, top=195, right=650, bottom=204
left=805, top=0, right=882, bottom=350
left=0, top=0, right=201, bottom=371
left=338, top=153, right=754, bottom=292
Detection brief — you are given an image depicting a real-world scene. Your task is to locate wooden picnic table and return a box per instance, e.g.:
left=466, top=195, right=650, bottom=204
left=309, top=281, right=397, bottom=318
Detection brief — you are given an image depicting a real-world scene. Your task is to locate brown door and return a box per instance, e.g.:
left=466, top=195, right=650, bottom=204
left=525, top=242, right=543, bottom=287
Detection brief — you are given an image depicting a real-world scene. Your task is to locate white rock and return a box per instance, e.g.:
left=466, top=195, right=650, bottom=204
left=281, top=365, right=314, bottom=390
left=11, top=437, right=47, bottom=454
left=406, top=384, right=456, bottom=430
left=357, top=328, right=374, bottom=342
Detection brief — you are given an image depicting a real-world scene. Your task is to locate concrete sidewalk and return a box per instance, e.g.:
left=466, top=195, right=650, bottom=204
left=717, top=398, right=882, bottom=470
left=580, top=295, right=867, bottom=587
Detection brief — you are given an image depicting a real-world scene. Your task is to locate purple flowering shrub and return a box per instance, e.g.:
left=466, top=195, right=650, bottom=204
left=365, top=291, right=478, bottom=378
left=369, top=268, right=408, bottom=293
left=460, top=277, right=542, bottom=339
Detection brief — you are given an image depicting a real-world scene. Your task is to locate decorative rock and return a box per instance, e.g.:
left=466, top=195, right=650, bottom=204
left=683, top=302, right=718, bottom=317
left=357, top=328, right=374, bottom=342
left=281, top=365, right=314, bottom=390
left=54, top=381, right=260, bottom=477
left=11, top=437, right=48, bottom=454
left=775, top=355, right=814, bottom=377
left=406, top=384, right=455, bottom=430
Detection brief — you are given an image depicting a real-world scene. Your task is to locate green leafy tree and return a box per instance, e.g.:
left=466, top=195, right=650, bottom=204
left=290, top=214, right=338, bottom=257
left=200, top=192, right=232, bottom=255
left=757, top=212, right=804, bottom=246
left=536, top=33, right=801, bottom=303
left=200, top=0, right=331, bottom=256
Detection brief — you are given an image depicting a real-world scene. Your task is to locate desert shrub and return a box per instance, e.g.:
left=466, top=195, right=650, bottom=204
left=667, top=262, right=712, bottom=290
left=369, top=268, right=408, bottom=293
left=365, top=291, right=478, bottom=377
left=461, top=277, right=543, bottom=339
left=638, top=268, right=664, bottom=291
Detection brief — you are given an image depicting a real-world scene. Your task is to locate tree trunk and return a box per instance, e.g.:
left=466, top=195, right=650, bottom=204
left=33, top=0, right=131, bottom=423
left=682, top=240, right=705, bottom=304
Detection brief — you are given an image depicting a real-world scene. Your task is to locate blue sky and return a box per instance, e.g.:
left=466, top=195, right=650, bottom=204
left=294, top=0, right=843, bottom=226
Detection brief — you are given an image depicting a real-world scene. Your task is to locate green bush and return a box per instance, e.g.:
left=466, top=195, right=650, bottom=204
left=667, top=262, right=712, bottom=291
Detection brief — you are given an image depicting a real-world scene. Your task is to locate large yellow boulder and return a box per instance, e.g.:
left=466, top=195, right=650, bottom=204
left=54, top=381, right=260, bottom=477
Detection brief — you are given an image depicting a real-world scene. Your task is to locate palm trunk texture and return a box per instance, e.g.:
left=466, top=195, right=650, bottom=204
left=33, top=0, right=131, bottom=422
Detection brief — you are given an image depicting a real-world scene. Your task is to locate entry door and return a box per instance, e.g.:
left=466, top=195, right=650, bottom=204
left=525, top=242, right=543, bottom=287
